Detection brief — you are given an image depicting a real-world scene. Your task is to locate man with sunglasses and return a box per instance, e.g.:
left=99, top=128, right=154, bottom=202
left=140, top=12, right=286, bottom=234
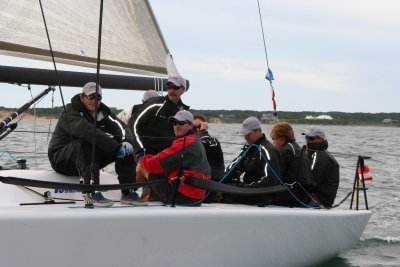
left=48, top=82, right=144, bottom=206
left=302, top=127, right=339, bottom=208
left=130, top=76, right=189, bottom=162
left=136, top=110, right=211, bottom=205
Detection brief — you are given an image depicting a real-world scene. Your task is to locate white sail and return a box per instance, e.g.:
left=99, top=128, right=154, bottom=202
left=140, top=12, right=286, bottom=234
left=0, top=0, right=169, bottom=75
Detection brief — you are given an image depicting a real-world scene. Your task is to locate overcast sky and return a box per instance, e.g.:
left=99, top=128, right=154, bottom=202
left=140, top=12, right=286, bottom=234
left=1, top=0, right=399, bottom=113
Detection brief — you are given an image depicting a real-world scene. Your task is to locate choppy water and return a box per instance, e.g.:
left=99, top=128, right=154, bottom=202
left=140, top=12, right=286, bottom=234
left=1, top=120, right=399, bottom=266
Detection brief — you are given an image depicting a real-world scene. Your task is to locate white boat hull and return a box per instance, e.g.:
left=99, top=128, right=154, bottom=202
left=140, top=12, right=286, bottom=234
left=0, top=170, right=371, bottom=267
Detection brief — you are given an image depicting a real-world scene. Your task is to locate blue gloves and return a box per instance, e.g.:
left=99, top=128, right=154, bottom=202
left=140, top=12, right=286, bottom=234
left=134, top=150, right=145, bottom=163
left=116, top=142, right=133, bottom=159
left=121, top=142, right=133, bottom=155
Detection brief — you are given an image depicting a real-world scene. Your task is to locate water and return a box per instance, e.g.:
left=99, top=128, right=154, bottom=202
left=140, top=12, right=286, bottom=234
left=1, top=120, right=399, bottom=266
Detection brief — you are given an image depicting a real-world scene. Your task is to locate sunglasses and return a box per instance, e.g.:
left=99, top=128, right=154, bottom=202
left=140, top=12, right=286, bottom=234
left=306, top=136, right=317, bottom=141
left=85, top=93, right=102, bottom=100
left=173, top=121, right=189, bottom=126
left=167, top=84, right=181, bottom=91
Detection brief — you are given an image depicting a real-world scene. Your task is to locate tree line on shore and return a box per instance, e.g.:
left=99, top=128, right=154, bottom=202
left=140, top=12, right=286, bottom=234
left=1, top=106, right=399, bottom=125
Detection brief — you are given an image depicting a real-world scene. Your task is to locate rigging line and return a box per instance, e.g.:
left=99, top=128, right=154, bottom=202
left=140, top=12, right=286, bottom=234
left=46, top=90, right=55, bottom=145
left=90, top=0, right=105, bottom=186
left=38, top=0, right=68, bottom=121
left=256, top=0, right=278, bottom=121
left=38, top=0, right=77, bottom=173
left=257, top=0, right=269, bottom=67
left=28, top=87, right=38, bottom=170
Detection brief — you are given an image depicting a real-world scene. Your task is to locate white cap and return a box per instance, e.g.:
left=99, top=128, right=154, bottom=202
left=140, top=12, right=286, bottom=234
left=168, top=110, right=194, bottom=123
left=167, top=76, right=186, bottom=89
left=302, top=127, right=326, bottom=140
left=142, top=90, right=159, bottom=102
left=82, top=82, right=102, bottom=96
left=239, top=117, right=261, bottom=135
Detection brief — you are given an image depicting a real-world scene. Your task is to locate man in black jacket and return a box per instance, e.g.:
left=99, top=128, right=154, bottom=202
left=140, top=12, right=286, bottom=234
left=302, top=127, right=339, bottom=208
left=223, top=117, right=281, bottom=205
left=129, top=76, right=189, bottom=159
left=193, top=114, right=225, bottom=203
left=48, top=82, right=144, bottom=207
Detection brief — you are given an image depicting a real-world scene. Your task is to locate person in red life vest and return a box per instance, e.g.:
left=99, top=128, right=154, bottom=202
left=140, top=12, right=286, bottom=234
left=302, top=127, right=339, bottom=208
left=136, top=110, right=211, bottom=206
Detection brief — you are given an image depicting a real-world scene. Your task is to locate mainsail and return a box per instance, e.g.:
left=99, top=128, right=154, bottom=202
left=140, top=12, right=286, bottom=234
left=0, top=0, right=176, bottom=89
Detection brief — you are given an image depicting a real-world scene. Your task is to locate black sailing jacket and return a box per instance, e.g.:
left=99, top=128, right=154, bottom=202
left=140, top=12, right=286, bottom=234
left=306, top=141, right=339, bottom=207
left=48, top=94, right=134, bottom=158
left=225, top=134, right=281, bottom=187
left=130, top=95, right=189, bottom=155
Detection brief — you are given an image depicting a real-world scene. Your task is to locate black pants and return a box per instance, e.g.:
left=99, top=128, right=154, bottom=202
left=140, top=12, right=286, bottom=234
left=148, top=173, right=201, bottom=206
left=49, top=139, right=135, bottom=194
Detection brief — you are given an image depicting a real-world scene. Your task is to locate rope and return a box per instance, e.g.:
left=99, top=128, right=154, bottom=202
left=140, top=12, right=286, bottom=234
left=28, top=87, right=38, bottom=169
left=256, top=0, right=278, bottom=122
left=331, top=191, right=352, bottom=208
left=90, top=0, right=105, bottom=186
left=257, top=0, right=270, bottom=67
left=38, top=0, right=78, bottom=175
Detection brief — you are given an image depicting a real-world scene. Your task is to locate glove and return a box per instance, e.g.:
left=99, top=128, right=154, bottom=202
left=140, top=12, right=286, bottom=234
left=116, top=147, right=126, bottom=159
left=134, top=150, right=145, bottom=163
left=116, top=142, right=133, bottom=159
left=121, top=142, right=133, bottom=155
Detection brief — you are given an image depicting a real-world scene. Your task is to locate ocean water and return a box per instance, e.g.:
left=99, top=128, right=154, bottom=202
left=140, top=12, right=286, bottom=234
left=1, top=120, right=399, bottom=266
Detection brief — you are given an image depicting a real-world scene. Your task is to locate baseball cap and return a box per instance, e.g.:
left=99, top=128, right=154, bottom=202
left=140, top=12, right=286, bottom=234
left=166, top=76, right=186, bottom=89
left=239, top=117, right=261, bottom=135
left=302, top=127, right=326, bottom=140
left=142, top=90, right=159, bottom=102
left=82, top=82, right=102, bottom=96
left=168, top=110, right=194, bottom=124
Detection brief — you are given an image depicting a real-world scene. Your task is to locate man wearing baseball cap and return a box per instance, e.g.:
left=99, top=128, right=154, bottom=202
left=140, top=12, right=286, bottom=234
left=136, top=110, right=211, bottom=205
left=302, top=127, right=339, bottom=207
left=130, top=75, right=189, bottom=163
left=223, top=117, right=281, bottom=205
left=48, top=82, right=145, bottom=207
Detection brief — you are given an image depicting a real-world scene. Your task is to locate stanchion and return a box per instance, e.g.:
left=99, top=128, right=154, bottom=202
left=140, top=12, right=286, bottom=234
left=350, top=155, right=370, bottom=210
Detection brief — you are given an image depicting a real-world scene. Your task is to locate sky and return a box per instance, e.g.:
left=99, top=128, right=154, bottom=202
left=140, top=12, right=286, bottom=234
left=1, top=0, right=399, bottom=113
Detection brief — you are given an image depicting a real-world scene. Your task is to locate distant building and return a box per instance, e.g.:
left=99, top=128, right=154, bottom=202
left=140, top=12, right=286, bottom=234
left=305, top=114, right=334, bottom=120
left=218, top=114, right=236, bottom=123
left=218, top=114, right=236, bottom=119
left=209, top=117, right=222, bottom=123
left=382, top=119, right=393, bottom=123
left=261, top=113, right=275, bottom=123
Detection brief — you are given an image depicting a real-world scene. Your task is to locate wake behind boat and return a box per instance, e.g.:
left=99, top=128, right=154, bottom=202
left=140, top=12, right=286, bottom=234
left=0, top=0, right=371, bottom=266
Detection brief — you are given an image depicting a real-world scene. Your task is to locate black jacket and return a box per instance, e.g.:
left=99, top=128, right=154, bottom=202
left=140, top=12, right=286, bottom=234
left=199, top=129, right=225, bottom=181
left=130, top=95, right=189, bottom=155
left=306, top=141, right=339, bottom=207
left=279, top=141, right=313, bottom=185
left=225, top=134, right=281, bottom=188
left=48, top=94, right=134, bottom=158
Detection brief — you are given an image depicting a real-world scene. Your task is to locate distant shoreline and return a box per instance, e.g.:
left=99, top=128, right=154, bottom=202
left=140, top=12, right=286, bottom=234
left=0, top=110, right=51, bottom=121
left=1, top=108, right=399, bottom=126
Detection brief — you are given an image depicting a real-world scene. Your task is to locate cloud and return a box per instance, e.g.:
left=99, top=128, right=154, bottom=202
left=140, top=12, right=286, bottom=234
left=178, top=57, right=264, bottom=81
left=177, top=54, right=353, bottom=93
left=276, top=60, right=353, bottom=93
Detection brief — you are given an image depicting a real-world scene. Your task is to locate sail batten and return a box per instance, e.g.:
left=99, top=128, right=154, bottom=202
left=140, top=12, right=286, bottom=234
left=0, top=0, right=169, bottom=75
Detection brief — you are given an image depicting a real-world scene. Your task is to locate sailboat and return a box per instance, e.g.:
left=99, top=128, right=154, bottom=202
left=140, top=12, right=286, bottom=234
left=0, top=1, right=371, bottom=267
